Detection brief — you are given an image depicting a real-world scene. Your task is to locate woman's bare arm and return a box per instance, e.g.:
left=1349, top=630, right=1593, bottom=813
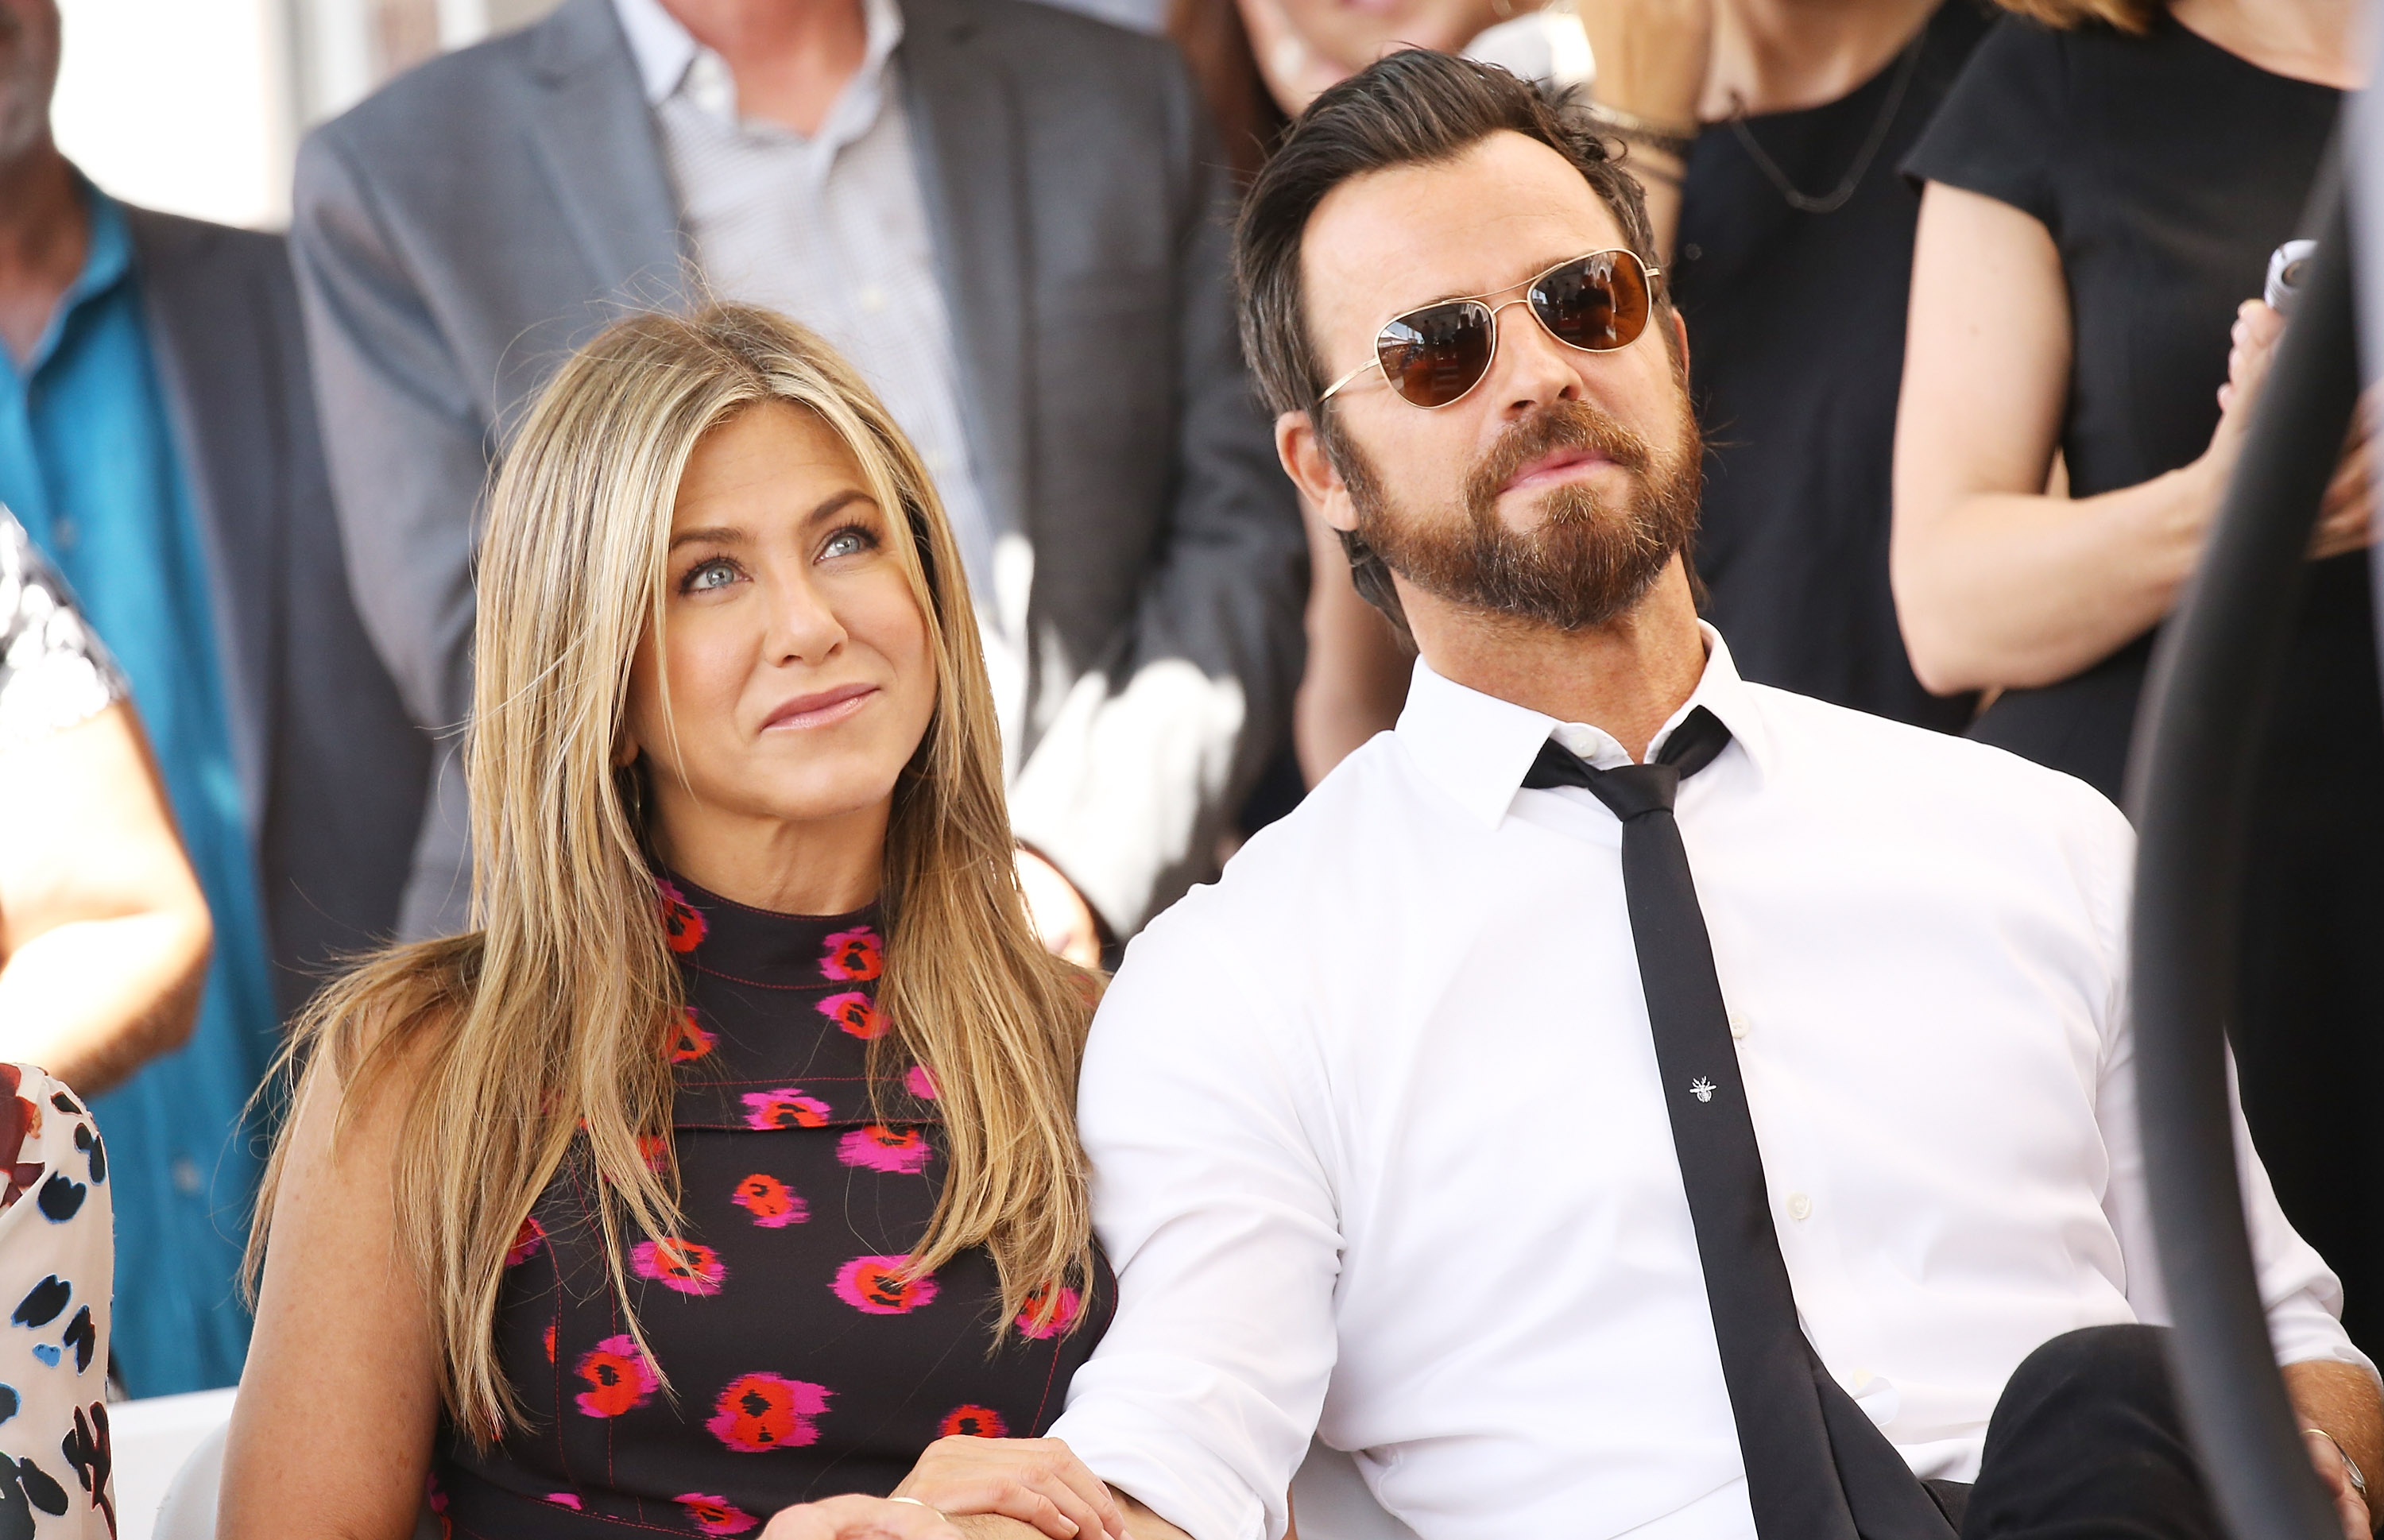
left=1891, top=183, right=2240, bottom=695
left=220, top=1026, right=444, bottom=1540
left=0, top=700, right=210, bottom=1095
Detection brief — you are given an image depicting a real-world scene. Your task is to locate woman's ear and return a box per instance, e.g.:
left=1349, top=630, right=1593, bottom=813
left=613, top=729, right=641, bottom=770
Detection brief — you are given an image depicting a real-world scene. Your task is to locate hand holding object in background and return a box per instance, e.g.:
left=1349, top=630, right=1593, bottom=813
left=2215, top=296, right=2376, bottom=560
left=1016, top=849, right=1102, bottom=969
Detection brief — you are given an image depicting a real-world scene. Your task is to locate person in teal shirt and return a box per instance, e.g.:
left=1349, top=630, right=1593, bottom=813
left=0, top=0, right=428, bottom=1395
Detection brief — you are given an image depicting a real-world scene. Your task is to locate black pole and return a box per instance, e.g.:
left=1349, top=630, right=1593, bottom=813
left=2127, top=189, right=2360, bottom=1540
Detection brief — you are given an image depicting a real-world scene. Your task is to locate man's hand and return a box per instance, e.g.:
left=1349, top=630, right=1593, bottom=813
left=1016, top=848, right=1101, bottom=968
left=760, top=1495, right=964, bottom=1539
left=2285, top=1359, right=2382, bottom=1539
left=895, top=1435, right=1127, bottom=1540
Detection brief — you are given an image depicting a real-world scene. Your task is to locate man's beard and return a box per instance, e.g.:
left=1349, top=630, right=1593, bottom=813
left=1340, top=392, right=1703, bottom=633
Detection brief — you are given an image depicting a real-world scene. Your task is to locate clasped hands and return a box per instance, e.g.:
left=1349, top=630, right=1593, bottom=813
left=759, top=1435, right=1130, bottom=1540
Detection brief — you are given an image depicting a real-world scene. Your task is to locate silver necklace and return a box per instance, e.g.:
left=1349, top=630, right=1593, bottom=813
left=1726, top=32, right=1926, bottom=215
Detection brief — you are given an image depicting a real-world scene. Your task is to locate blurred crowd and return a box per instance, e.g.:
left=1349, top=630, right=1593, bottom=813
left=0, top=0, right=2374, bottom=1468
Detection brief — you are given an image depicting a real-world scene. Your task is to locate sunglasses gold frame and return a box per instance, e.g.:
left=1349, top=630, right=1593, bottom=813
left=1318, top=249, right=1664, bottom=410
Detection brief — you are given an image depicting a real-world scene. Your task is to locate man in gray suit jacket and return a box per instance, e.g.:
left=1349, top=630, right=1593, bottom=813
left=0, top=0, right=426, bottom=1392
left=292, top=0, right=1306, bottom=945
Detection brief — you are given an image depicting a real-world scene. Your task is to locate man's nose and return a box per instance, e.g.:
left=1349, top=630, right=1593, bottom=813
left=1489, top=299, right=1585, bottom=416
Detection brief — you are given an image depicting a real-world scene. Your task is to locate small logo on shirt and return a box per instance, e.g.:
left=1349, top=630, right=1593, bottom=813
left=1689, top=1078, right=1716, bottom=1103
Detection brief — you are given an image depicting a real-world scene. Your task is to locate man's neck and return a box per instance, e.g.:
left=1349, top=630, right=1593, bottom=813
left=0, top=140, right=86, bottom=370
left=1701, top=0, right=1940, bottom=118
left=1404, top=560, right=1709, bottom=764
left=660, top=0, right=870, bottom=137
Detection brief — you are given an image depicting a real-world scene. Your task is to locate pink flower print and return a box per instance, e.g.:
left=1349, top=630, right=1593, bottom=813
left=733, top=1172, right=807, bottom=1228
left=832, top=1255, right=939, bottom=1315
left=818, top=990, right=889, bottom=1041
left=657, top=878, right=707, bottom=954
left=574, top=1334, right=658, bottom=1418
left=706, top=1372, right=830, bottom=1452
left=679, top=1495, right=761, bottom=1535
left=545, top=1495, right=584, bottom=1511
left=742, top=1089, right=830, bottom=1130
left=542, top=1319, right=557, bottom=1364
left=633, top=1236, right=726, bottom=1295
left=504, top=1213, right=546, bottom=1267
left=668, top=1008, right=716, bottom=1063
left=820, top=926, right=883, bottom=981
left=838, top=1124, right=931, bottom=1174
left=904, top=1062, right=939, bottom=1100
left=1016, top=1284, right=1082, bottom=1340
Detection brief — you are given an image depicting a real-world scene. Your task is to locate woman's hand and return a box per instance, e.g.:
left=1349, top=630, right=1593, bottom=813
left=761, top=1495, right=966, bottom=1540
left=1016, top=849, right=1101, bottom=969
left=893, top=1435, right=1129, bottom=1540
left=2211, top=299, right=2375, bottom=560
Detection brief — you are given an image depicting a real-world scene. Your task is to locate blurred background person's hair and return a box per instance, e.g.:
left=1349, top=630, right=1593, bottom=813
left=1895, top=0, right=2378, bottom=1341
left=0, top=508, right=208, bottom=1098
left=290, top=0, right=1305, bottom=958
left=0, top=0, right=425, bottom=1398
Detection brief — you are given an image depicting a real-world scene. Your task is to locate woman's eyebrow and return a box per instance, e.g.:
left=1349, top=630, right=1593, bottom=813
left=802, top=488, right=874, bottom=527
left=667, top=524, right=745, bottom=552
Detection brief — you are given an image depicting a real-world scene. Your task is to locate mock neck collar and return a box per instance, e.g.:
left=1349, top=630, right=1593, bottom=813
left=1394, top=621, right=1771, bottom=830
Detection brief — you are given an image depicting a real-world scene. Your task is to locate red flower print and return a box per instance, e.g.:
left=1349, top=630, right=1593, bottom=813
left=574, top=1334, right=658, bottom=1418
left=838, top=1124, right=931, bottom=1175
left=543, top=1319, right=557, bottom=1364
left=939, top=1405, right=1008, bottom=1439
left=818, top=990, right=889, bottom=1041
left=0, top=1066, right=41, bottom=1210
left=669, top=1008, right=716, bottom=1063
left=658, top=878, right=707, bottom=954
left=633, top=1236, right=726, bottom=1295
left=742, top=1089, right=830, bottom=1130
left=706, top=1372, right=829, bottom=1452
left=545, top=1494, right=583, bottom=1511
left=831, top=1255, right=939, bottom=1315
left=904, top=1063, right=939, bottom=1101
left=679, top=1494, right=761, bottom=1536
left=820, top=926, right=882, bottom=981
left=637, top=1131, right=671, bottom=1173
left=504, top=1214, right=546, bottom=1267
left=732, top=1173, right=807, bottom=1229
left=1016, top=1285, right=1082, bottom=1341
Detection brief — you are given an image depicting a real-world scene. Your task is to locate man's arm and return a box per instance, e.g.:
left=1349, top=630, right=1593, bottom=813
left=1006, top=54, right=1307, bottom=938
left=2288, top=1360, right=2382, bottom=1538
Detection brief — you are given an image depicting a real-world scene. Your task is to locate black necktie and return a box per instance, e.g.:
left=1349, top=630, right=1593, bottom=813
left=1525, top=708, right=1955, bottom=1540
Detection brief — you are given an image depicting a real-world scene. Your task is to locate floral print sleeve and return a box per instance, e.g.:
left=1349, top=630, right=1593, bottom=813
left=0, top=1066, right=114, bottom=1538
left=0, top=510, right=126, bottom=755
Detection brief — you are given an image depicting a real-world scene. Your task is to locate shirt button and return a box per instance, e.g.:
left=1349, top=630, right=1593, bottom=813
left=172, top=1155, right=203, bottom=1196
left=1786, top=1192, right=1812, bottom=1221
left=1728, top=1011, right=1749, bottom=1039
left=857, top=284, right=888, bottom=314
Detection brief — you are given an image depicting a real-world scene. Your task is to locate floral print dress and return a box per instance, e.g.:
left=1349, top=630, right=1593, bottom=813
left=434, top=876, right=1113, bottom=1538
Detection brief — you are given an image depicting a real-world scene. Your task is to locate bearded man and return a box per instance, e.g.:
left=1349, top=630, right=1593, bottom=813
left=1032, top=48, right=2384, bottom=1540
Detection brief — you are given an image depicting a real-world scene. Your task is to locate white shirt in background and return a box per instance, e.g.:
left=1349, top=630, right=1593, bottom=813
left=1047, top=628, right=2370, bottom=1540
left=610, top=0, right=1028, bottom=756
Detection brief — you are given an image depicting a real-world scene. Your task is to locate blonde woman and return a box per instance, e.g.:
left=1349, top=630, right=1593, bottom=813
left=221, top=308, right=1181, bottom=1540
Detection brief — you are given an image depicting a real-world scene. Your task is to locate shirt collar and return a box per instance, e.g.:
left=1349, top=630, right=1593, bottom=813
left=12, top=176, right=132, bottom=381
left=610, top=0, right=904, bottom=133
left=1394, top=622, right=1773, bottom=830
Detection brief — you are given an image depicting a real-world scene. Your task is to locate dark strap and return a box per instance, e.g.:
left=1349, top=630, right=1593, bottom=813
left=1525, top=708, right=1953, bottom=1540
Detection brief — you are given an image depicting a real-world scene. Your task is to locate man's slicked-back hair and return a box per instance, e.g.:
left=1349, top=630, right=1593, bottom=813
left=1235, top=49, right=1665, bottom=426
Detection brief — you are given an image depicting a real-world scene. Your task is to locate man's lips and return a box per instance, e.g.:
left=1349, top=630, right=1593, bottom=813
left=762, top=683, right=877, bottom=732
left=1501, top=447, right=1614, bottom=496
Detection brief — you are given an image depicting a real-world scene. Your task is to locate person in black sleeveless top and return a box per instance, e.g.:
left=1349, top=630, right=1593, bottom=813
left=223, top=308, right=1186, bottom=1540
left=1895, top=0, right=2384, bottom=1345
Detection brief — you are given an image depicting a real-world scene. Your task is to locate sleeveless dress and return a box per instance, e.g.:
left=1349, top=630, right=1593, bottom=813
left=434, top=876, right=1113, bottom=1538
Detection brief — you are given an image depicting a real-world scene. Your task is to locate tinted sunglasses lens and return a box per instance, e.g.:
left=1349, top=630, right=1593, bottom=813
left=1531, top=253, right=1650, bottom=352
left=1376, top=302, right=1495, bottom=408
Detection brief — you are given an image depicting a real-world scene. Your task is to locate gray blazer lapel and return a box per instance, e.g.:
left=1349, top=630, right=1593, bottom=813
left=525, top=0, right=685, bottom=311
left=127, top=211, right=277, bottom=832
left=900, top=0, right=1032, bottom=539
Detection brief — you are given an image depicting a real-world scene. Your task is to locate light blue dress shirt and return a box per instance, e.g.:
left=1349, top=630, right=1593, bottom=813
left=0, top=180, right=272, bottom=1395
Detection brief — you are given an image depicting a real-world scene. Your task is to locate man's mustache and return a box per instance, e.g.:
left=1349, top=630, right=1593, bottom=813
left=1465, top=401, right=1656, bottom=511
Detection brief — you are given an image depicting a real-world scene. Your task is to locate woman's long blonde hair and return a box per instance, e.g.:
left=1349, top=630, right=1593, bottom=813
left=1993, top=0, right=2160, bottom=34
left=248, top=304, right=1098, bottom=1443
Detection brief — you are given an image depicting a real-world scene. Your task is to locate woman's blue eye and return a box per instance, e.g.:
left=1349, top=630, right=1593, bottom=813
left=822, top=528, right=873, bottom=559
left=683, top=558, right=740, bottom=593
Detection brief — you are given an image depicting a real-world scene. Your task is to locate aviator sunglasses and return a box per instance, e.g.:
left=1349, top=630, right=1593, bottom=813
left=1319, top=250, right=1662, bottom=411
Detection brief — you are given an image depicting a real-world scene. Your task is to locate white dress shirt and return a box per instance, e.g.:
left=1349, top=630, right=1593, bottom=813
left=1047, top=629, right=2370, bottom=1540
left=610, top=0, right=1028, bottom=750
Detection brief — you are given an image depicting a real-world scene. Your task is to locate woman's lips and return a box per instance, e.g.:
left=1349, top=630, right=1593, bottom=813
left=1502, top=447, right=1613, bottom=495
left=762, top=683, right=877, bottom=733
